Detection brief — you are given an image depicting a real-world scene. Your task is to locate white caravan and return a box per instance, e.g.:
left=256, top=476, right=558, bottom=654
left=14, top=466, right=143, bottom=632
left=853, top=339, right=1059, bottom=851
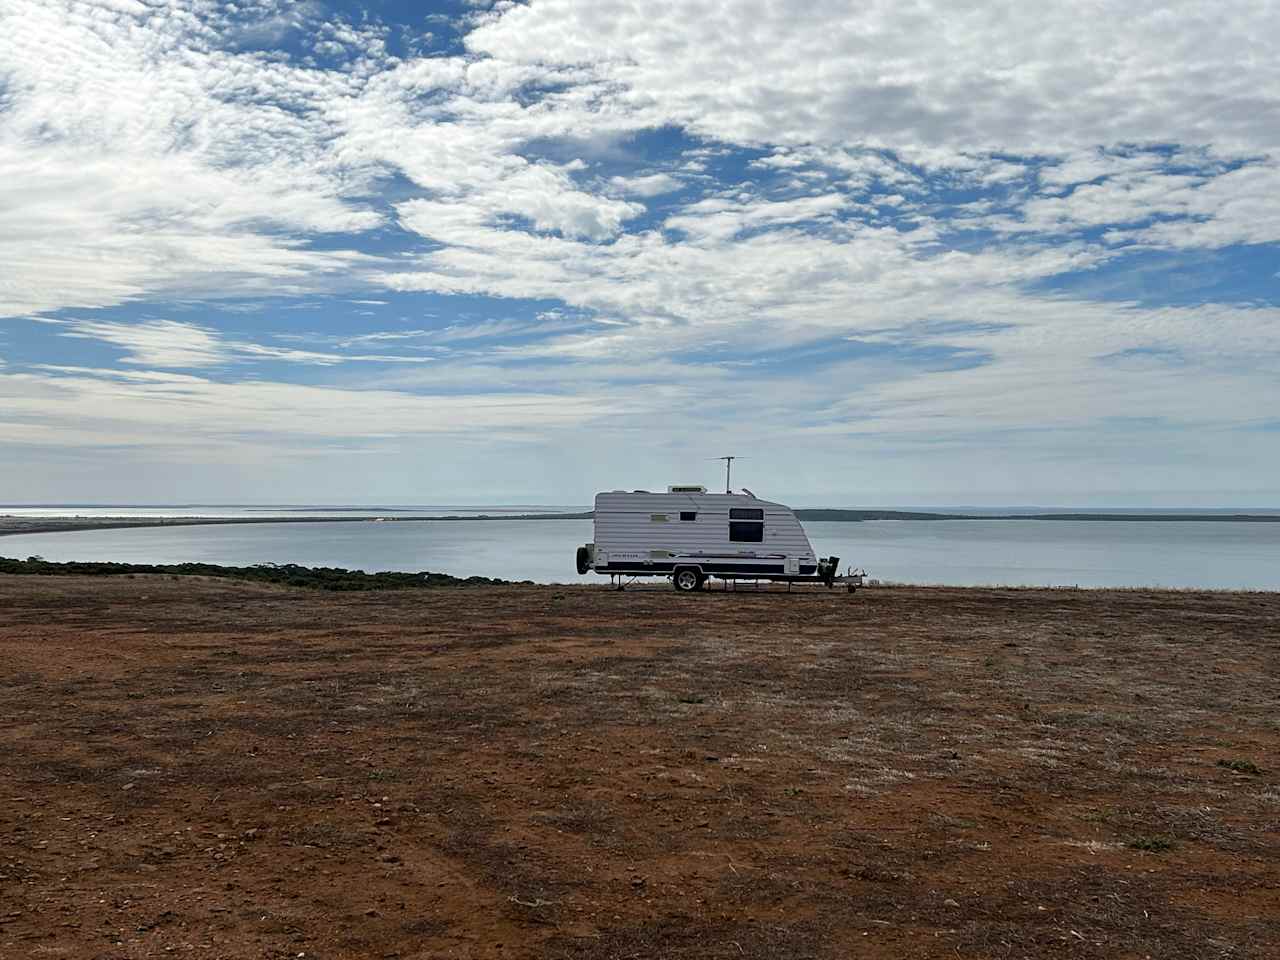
left=575, top=486, right=841, bottom=591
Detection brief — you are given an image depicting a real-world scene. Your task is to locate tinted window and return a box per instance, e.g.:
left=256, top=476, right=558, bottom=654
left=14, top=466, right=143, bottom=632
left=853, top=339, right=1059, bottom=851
left=680, top=511, right=696, bottom=521
left=729, top=507, right=764, bottom=543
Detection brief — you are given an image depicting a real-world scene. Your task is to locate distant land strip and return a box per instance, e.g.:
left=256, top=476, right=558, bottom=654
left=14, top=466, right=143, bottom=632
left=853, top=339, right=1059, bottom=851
left=2, top=509, right=1278, bottom=538
left=795, top=510, right=1280, bottom=522
left=0, top=513, right=593, bottom=537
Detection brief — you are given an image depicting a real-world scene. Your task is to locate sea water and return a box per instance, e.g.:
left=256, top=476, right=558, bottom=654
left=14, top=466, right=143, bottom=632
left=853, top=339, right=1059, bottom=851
left=2, top=515, right=1277, bottom=589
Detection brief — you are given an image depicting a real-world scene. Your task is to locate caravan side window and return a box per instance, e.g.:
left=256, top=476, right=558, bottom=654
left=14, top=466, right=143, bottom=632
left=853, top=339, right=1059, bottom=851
left=728, top=507, right=764, bottom=542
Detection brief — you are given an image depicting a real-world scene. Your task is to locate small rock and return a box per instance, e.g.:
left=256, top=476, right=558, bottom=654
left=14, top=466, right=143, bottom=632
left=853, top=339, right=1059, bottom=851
left=943, top=898, right=959, bottom=908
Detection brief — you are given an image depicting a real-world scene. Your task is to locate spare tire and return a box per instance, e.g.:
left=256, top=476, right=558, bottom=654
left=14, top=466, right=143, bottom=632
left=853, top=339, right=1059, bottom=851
left=575, top=545, right=591, bottom=575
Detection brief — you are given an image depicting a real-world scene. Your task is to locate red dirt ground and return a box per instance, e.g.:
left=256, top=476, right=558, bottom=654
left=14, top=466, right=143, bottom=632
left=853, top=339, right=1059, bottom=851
left=2, top=575, right=1278, bottom=959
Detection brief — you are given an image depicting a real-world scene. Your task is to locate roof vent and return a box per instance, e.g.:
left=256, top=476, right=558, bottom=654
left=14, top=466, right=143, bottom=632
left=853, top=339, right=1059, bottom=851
left=668, top=485, right=707, bottom=493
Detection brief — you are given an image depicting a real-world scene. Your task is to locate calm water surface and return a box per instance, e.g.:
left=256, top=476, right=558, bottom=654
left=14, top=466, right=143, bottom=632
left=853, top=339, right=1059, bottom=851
left=2, top=518, right=1277, bottom=589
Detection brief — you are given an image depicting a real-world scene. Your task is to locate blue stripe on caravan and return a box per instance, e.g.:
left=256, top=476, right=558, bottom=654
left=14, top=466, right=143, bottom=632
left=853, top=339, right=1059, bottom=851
left=598, top=562, right=790, bottom=575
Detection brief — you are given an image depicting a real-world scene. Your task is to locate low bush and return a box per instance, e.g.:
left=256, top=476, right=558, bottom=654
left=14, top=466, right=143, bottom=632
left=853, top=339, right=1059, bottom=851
left=1127, top=835, right=1176, bottom=852
left=1217, top=758, right=1262, bottom=775
left=0, top=556, right=510, bottom=591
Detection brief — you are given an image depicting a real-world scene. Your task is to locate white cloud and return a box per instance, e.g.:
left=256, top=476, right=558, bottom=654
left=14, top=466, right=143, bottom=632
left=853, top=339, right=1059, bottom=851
left=0, top=0, right=380, bottom=316
left=608, top=173, right=683, bottom=198
left=230, top=343, right=433, bottom=365
left=664, top=193, right=850, bottom=243
left=817, top=298, right=1280, bottom=435
left=466, top=0, right=1280, bottom=158
left=59, top=319, right=226, bottom=367
left=5, top=0, right=1278, bottom=321
left=977, top=156, right=1280, bottom=250
left=0, top=363, right=643, bottom=452
left=56, top=318, right=435, bottom=368
left=1120, top=163, right=1280, bottom=249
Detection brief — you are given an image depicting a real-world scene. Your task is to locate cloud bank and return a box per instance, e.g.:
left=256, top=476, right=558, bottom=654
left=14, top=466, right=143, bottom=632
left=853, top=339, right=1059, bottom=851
left=1, top=0, right=1277, bottom=503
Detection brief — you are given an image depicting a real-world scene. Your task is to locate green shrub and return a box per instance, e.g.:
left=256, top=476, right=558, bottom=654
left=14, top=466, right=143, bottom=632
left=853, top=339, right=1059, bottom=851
left=0, top=556, right=509, bottom=591
left=1217, top=758, right=1262, bottom=775
left=1128, top=835, right=1176, bottom=852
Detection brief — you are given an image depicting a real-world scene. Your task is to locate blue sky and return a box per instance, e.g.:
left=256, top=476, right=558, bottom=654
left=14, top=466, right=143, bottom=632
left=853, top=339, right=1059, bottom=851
left=1, top=0, right=1278, bottom=506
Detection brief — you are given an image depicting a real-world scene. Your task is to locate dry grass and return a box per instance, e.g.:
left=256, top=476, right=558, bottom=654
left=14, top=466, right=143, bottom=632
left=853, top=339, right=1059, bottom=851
left=1, top=575, right=1277, bottom=958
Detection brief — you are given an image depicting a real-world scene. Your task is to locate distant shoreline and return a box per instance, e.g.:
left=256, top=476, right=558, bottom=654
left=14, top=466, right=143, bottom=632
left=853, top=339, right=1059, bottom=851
left=2, top=509, right=1278, bottom=539
left=0, top=513, right=592, bottom=538
left=796, top=509, right=1280, bottom=522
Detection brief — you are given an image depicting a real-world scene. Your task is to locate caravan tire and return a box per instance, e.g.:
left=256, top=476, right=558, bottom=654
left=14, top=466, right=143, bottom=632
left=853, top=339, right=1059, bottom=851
left=575, top=546, right=591, bottom=575
left=673, top=568, right=703, bottom=593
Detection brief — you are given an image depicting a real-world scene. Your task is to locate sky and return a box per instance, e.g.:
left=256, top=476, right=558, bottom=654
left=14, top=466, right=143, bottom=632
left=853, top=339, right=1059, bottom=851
left=1, top=0, right=1278, bottom=507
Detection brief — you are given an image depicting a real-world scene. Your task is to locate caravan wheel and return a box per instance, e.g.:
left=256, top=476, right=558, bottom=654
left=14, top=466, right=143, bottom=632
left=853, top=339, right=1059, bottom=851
left=673, top=568, right=703, bottom=592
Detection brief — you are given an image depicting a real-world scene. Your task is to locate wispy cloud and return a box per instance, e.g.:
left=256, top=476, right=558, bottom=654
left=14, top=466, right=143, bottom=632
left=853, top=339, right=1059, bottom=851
left=57, top=319, right=434, bottom=368
left=59, top=319, right=225, bottom=368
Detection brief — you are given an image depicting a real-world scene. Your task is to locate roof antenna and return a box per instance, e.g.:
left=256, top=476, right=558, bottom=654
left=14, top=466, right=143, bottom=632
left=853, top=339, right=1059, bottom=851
left=717, top=455, right=736, bottom=494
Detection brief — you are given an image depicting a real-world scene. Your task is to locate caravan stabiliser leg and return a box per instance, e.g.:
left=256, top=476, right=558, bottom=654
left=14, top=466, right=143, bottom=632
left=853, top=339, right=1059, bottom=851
left=819, top=556, right=841, bottom=588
